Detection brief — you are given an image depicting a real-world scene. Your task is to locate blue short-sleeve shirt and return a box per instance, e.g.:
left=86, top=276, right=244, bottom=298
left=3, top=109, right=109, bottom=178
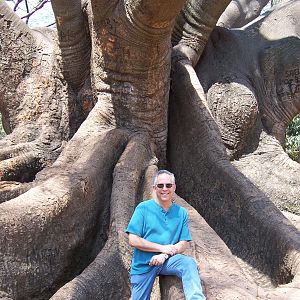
left=126, top=199, right=192, bottom=275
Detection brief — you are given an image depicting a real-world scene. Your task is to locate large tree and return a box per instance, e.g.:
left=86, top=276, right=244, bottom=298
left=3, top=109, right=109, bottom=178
left=0, top=0, right=299, bottom=299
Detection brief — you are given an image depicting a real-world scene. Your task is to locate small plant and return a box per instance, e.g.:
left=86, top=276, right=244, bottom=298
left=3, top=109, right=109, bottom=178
left=285, top=114, right=300, bottom=162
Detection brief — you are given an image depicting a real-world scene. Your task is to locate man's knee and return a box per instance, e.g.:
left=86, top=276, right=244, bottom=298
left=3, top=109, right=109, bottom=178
left=174, top=255, right=198, bottom=274
left=183, top=256, right=198, bottom=271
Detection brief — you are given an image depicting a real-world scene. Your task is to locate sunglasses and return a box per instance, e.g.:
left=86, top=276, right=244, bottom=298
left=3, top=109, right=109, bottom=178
left=156, top=183, right=173, bottom=189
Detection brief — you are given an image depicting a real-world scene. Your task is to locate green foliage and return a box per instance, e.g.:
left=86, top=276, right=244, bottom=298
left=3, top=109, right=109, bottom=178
left=285, top=114, right=300, bottom=162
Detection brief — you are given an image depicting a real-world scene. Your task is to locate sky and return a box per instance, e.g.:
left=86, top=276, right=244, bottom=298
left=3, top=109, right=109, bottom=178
left=6, top=0, right=55, bottom=28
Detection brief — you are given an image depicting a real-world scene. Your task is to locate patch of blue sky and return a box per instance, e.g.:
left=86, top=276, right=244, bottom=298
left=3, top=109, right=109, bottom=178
left=6, top=0, right=55, bottom=28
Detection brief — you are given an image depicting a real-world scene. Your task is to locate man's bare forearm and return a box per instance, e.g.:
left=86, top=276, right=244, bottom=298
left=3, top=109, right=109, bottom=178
left=174, top=240, right=188, bottom=254
left=129, top=233, right=163, bottom=252
left=128, top=233, right=178, bottom=255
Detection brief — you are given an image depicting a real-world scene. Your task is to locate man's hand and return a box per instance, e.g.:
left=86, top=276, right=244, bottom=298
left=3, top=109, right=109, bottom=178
left=149, top=254, right=167, bottom=266
left=161, top=244, right=178, bottom=256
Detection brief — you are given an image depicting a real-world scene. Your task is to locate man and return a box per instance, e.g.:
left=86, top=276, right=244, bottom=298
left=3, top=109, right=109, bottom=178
left=126, top=169, right=206, bottom=300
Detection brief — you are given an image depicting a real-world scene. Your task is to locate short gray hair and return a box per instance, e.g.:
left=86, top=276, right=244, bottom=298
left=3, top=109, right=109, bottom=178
left=153, top=170, right=176, bottom=186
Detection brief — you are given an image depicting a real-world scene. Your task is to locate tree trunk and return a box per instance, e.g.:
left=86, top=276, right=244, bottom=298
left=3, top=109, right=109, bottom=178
left=0, top=0, right=300, bottom=299
left=196, top=0, right=300, bottom=213
left=217, top=0, right=270, bottom=28
left=169, top=58, right=300, bottom=299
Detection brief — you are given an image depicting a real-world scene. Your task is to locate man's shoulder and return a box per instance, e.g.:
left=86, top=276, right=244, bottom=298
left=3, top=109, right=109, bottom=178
left=172, top=202, right=188, bottom=214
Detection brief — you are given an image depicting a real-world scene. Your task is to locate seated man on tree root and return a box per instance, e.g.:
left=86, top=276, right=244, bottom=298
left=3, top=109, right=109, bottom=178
left=126, top=169, right=206, bottom=300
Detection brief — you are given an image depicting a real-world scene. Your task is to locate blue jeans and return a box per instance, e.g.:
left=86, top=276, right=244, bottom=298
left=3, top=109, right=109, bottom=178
left=130, top=254, right=206, bottom=300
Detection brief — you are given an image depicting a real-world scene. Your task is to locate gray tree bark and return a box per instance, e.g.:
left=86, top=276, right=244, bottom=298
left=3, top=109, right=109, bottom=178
left=217, top=0, right=269, bottom=28
left=0, top=0, right=299, bottom=299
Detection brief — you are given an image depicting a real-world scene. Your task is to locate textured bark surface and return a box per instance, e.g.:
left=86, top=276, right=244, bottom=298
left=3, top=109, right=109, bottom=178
left=196, top=0, right=300, bottom=213
left=217, top=0, right=270, bottom=28
left=169, top=51, right=300, bottom=299
left=0, top=125, right=130, bottom=299
left=0, top=0, right=300, bottom=299
left=50, top=133, right=154, bottom=299
left=0, top=1, right=73, bottom=182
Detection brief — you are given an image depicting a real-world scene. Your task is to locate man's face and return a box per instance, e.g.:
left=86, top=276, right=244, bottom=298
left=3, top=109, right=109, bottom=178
left=154, top=173, right=176, bottom=204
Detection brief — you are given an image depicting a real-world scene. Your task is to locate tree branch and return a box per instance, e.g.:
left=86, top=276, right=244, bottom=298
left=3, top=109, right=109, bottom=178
left=13, top=0, right=23, bottom=11
left=126, top=0, right=186, bottom=31
left=172, top=0, right=231, bottom=66
left=217, top=0, right=270, bottom=28
left=0, top=0, right=36, bottom=105
left=0, top=0, right=35, bottom=59
left=20, top=0, right=50, bottom=24
left=50, top=0, right=91, bottom=90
